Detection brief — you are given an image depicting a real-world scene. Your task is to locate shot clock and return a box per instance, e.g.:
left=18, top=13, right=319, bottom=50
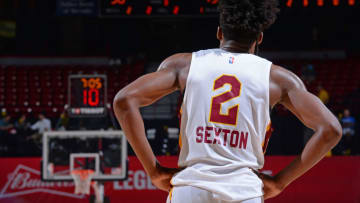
left=68, top=75, right=107, bottom=117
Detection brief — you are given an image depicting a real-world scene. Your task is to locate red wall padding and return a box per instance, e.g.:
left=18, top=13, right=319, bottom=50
left=0, top=156, right=359, bottom=203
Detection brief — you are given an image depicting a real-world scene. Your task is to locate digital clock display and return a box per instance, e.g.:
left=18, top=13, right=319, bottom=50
left=100, top=0, right=219, bottom=17
left=68, top=75, right=107, bottom=117
left=100, top=0, right=358, bottom=17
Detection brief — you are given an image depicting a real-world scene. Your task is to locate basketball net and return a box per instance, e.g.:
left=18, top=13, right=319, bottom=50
left=71, top=169, right=95, bottom=195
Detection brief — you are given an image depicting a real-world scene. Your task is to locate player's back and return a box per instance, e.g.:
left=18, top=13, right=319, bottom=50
left=171, top=49, right=272, bottom=201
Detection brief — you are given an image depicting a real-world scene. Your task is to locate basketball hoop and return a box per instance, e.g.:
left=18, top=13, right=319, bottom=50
left=71, top=169, right=95, bottom=195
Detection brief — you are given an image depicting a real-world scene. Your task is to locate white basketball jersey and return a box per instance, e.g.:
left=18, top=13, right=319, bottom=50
left=171, top=49, right=272, bottom=201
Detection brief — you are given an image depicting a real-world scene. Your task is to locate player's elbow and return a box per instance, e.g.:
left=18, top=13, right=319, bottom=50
left=113, top=91, right=135, bottom=112
left=321, top=120, right=342, bottom=145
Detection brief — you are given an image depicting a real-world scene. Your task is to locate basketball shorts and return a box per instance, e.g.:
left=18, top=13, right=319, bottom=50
left=166, top=185, right=264, bottom=203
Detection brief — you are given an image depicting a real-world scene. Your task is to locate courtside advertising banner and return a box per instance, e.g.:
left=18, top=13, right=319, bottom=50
left=0, top=156, right=359, bottom=203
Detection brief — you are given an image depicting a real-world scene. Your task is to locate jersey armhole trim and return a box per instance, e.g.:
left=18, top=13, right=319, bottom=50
left=181, top=52, right=196, bottom=107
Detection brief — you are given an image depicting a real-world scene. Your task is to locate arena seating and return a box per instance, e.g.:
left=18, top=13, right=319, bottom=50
left=278, top=59, right=360, bottom=114
left=0, top=59, right=359, bottom=119
left=0, top=61, right=145, bottom=118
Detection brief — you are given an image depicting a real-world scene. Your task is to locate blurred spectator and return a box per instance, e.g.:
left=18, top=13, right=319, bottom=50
left=317, top=85, right=330, bottom=105
left=0, top=115, right=13, bottom=152
left=15, top=114, right=30, bottom=132
left=301, top=64, right=316, bottom=83
left=12, top=114, right=31, bottom=155
left=0, top=115, right=13, bottom=135
left=56, top=111, right=69, bottom=131
left=341, top=109, right=356, bottom=155
left=28, top=113, right=51, bottom=144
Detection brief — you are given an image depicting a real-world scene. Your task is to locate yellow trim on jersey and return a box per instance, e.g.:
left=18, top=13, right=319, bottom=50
left=262, top=123, right=272, bottom=148
left=262, top=122, right=272, bottom=154
left=178, top=132, right=182, bottom=149
left=169, top=187, right=173, bottom=201
left=266, top=123, right=271, bottom=131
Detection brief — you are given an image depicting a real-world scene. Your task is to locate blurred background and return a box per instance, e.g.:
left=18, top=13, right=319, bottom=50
left=0, top=0, right=359, bottom=157
left=0, top=0, right=359, bottom=203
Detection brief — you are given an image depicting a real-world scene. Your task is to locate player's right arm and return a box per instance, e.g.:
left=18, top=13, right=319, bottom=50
left=113, top=53, right=190, bottom=191
left=261, top=65, right=342, bottom=199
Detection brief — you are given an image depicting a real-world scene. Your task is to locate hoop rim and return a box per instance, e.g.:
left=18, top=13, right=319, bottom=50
left=71, top=169, right=95, bottom=180
left=71, top=169, right=95, bottom=175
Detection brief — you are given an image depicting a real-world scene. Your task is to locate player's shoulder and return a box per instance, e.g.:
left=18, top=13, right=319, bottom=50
left=162, top=53, right=192, bottom=65
left=158, top=53, right=192, bottom=72
left=269, top=64, right=307, bottom=106
left=270, top=64, right=306, bottom=91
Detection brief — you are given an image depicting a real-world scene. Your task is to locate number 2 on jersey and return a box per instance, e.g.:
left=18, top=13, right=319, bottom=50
left=209, top=75, right=242, bottom=126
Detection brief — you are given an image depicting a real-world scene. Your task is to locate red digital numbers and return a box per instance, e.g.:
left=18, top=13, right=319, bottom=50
left=317, top=0, right=324, bottom=6
left=146, top=5, right=153, bottom=15
left=83, top=89, right=100, bottom=107
left=209, top=75, right=242, bottom=126
left=286, top=0, right=293, bottom=7
left=81, top=78, right=102, bottom=107
left=111, top=0, right=126, bottom=5
left=303, top=0, right=309, bottom=7
left=173, top=5, right=179, bottom=15
left=126, top=6, right=133, bottom=15
left=206, top=0, right=219, bottom=5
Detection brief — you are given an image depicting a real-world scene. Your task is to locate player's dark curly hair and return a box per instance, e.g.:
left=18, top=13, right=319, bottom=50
left=218, top=0, right=279, bottom=46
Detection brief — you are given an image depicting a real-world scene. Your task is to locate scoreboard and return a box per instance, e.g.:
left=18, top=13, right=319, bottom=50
left=100, top=0, right=359, bottom=17
left=68, top=75, right=107, bottom=117
left=100, top=0, right=219, bottom=17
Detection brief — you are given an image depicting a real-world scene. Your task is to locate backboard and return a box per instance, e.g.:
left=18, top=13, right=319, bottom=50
left=42, top=131, right=128, bottom=182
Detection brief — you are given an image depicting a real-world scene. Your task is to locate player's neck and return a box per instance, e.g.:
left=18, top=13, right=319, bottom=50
left=220, top=40, right=255, bottom=54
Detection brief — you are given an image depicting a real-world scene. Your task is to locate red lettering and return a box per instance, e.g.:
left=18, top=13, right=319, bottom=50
left=205, top=127, right=213, bottom=144
left=230, top=131, right=239, bottom=148
left=222, top=129, right=230, bottom=146
left=213, top=128, right=222, bottom=144
left=195, top=126, right=249, bottom=150
left=239, top=132, right=248, bottom=149
left=196, top=127, right=204, bottom=143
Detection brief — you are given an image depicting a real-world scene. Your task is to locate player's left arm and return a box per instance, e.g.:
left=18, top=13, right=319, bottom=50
left=261, top=65, right=342, bottom=199
left=113, top=53, right=190, bottom=192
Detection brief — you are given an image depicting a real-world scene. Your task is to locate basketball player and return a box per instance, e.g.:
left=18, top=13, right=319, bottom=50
left=113, top=0, right=342, bottom=202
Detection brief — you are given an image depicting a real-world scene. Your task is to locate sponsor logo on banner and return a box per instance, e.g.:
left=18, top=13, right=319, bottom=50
left=114, top=170, right=156, bottom=190
left=0, top=164, right=84, bottom=199
left=0, top=156, right=358, bottom=203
